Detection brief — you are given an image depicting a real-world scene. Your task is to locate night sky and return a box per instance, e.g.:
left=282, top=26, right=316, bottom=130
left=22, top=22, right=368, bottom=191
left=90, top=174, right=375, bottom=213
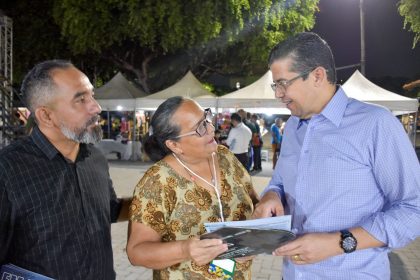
left=312, top=0, right=420, bottom=82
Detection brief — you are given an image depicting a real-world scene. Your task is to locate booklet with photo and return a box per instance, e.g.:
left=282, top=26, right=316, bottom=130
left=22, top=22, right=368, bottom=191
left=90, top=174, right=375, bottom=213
left=0, top=263, right=54, bottom=280
left=200, top=226, right=296, bottom=259
left=204, top=215, right=292, bottom=233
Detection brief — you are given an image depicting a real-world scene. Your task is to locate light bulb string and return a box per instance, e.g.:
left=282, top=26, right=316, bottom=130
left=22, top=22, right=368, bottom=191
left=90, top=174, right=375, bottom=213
left=173, top=152, right=224, bottom=222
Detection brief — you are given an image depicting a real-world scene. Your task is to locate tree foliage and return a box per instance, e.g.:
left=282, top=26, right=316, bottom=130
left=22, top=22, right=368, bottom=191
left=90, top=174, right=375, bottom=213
left=5, top=0, right=319, bottom=93
left=2, top=0, right=67, bottom=84
left=398, top=0, right=420, bottom=48
left=52, top=0, right=319, bottom=92
left=2, top=0, right=111, bottom=88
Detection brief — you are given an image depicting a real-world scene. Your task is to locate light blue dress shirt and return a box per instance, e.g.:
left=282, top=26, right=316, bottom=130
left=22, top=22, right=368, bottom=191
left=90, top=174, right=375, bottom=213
left=263, top=87, right=420, bottom=279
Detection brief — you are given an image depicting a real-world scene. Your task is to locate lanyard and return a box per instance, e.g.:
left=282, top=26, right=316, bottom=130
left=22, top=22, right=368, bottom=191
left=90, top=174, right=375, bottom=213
left=173, top=152, right=224, bottom=222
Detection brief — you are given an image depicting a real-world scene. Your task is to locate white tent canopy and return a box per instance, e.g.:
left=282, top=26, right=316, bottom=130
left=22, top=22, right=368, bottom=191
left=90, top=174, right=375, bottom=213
left=95, top=69, right=417, bottom=115
left=217, top=70, right=291, bottom=114
left=136, top=71, right=217, bottom=109
left=342, top=70, right=418, bottom=115
left=95, top=72, right=147, bottom=111
left=217, top=69, right=418, bottom=116
left=219, top=70, right=276, bottom=106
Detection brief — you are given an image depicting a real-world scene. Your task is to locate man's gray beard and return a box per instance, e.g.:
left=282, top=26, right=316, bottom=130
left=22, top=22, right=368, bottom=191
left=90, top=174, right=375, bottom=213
left=60, top=122, right=103, bottom=144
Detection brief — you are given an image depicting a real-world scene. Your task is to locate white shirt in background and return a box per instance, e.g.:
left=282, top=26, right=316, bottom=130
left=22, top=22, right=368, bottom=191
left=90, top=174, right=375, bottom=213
left=225, top=122, right=252, bottom=154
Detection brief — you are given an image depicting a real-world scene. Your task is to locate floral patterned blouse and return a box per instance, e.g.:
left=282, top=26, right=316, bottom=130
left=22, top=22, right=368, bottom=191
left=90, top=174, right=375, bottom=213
left=129, top=145, right=257, bottom=279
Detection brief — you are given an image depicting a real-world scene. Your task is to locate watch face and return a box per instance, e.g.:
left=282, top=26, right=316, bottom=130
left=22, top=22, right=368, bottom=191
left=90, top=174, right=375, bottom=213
left=342, top=236, right=357, bottom=252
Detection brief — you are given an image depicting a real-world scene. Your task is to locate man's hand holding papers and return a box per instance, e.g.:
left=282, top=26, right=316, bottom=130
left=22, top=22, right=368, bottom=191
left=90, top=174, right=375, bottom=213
left=253, top=191, right=284, bottom=218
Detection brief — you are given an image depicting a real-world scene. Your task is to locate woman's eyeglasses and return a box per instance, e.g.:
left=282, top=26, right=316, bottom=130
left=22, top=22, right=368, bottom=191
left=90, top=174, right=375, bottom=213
left=175, top=108, right=214, bottom=138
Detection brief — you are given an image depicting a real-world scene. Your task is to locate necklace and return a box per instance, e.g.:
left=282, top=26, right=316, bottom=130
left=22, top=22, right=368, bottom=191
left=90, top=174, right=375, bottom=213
left=173, top=152, right=224, bottom=222
left=183, top=158, right=215, bottom=185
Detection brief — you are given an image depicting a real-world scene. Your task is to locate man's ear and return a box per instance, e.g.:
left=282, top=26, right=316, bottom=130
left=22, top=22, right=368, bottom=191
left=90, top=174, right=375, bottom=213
left=165, top=139, right=183, bottom=155
left=312, top=67, right=327, bottom=86
left=34, top=107, right=54, bottom=127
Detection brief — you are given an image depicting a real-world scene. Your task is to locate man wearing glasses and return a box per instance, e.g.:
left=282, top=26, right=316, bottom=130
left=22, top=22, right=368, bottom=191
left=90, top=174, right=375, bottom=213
left=253, top=32, right=420, bottom=279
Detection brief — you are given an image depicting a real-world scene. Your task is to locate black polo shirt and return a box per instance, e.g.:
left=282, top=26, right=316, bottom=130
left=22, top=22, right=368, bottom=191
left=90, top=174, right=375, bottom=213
left=0, top=126, right=121, bottom=279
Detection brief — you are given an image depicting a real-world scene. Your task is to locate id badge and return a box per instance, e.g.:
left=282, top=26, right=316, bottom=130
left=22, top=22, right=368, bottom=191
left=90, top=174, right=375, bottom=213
left=208, top=259, right=236, bottom=279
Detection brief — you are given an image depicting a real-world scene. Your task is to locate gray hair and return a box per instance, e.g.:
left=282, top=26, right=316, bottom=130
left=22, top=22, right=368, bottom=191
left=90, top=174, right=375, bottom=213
left=268, top=32, right=336, bottom=84
left=21, top=60, right=74, bottom=122
left=144, top=96, right=187, bottom=161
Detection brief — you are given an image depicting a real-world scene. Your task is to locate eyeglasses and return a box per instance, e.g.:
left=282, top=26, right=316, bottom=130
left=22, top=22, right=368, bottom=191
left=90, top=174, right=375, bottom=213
left=270, top=69, right=315, bottom=93
left=175, top=108, right=213, bottom=138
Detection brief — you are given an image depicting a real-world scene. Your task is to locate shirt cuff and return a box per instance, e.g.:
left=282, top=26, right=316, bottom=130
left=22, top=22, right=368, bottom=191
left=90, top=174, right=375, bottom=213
left=261, top=185, right=284, bottom=201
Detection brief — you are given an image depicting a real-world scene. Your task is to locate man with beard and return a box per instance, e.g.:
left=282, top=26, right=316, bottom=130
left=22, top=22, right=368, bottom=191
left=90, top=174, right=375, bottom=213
left=0, top=60, right=131, bottom=280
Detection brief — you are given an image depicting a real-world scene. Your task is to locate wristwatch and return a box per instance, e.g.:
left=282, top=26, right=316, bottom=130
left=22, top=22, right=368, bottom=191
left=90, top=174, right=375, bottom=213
left=340, top=230, right=357, bottom=253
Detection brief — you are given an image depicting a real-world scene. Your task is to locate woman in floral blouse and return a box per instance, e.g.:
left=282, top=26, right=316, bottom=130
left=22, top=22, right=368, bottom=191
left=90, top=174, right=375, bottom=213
left=127, top=96, right=259, bottom=279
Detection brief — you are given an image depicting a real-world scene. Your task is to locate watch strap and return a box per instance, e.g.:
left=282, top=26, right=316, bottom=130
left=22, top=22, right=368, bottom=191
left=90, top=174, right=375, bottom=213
left=340, top=229, right=352, bottom=238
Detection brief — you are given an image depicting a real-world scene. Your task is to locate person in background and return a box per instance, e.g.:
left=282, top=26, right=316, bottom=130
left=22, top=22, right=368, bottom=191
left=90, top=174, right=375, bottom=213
left=126, top=96, right=258, bottom=279
left=250, top=114, right=262, bottom=172
left=280, top=121, right=286, bottom=135
left=214, top=129, right=222, bottom=144
left=270, top=117, right=282, bottom=169
left=120, top=117, right=130, bottom=143
left=253, top=32, right=420, bottom=279
left=111, top=116, right=121, bottom=139
left=225, top=113, right=252, bottom=170
left=237, top=109, right=255, bottom=171
left=0, top=60, right=131, bottom=280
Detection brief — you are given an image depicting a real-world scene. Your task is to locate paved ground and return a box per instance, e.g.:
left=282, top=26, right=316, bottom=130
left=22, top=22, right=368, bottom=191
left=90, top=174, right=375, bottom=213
left=109, top=158, right=420, bottom=280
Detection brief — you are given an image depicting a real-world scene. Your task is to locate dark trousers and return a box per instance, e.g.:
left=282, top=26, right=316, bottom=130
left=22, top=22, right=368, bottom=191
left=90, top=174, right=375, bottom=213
left=252, top=146, right=262, bottom=170
left=272, top=143, right=281, bottom=169
left=247, top=147, right=253, bottom=171
left=234, top=152, right=248, bottom=170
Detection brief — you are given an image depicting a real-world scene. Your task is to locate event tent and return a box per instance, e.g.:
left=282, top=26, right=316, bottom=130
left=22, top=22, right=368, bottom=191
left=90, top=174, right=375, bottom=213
left=96, top=69, right=417, bottom=115
left=136, top=71, right=216, bottom=109
left=217, top=70, right=291, bottom=114
left=95, top=72, right=148, bottom=148
left=217, top=70, right=418, bottom=115
left=95, top=72, right=148, bottom=111
left=342, top=70, right=418, bottom=115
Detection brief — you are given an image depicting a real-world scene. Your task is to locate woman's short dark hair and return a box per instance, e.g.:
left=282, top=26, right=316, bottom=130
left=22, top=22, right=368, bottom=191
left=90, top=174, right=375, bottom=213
left=268, top=32, right=336, bottom=84
left=144, top=96, right=186, bottom=162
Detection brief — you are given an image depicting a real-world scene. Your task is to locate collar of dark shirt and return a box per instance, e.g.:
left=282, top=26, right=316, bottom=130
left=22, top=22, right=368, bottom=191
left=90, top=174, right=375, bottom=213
left=30, top=125, right=90, bottom=161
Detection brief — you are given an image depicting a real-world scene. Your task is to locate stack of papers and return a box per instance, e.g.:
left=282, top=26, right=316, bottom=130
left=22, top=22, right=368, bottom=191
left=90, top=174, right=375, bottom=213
left=201, top=216, right=295, bottom=259
left=204, top=215, right=292, bottom=233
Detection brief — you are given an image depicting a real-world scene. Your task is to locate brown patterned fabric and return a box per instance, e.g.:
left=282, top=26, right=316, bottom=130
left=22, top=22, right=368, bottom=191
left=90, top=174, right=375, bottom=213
left=130, top=145, right=255, bottom=279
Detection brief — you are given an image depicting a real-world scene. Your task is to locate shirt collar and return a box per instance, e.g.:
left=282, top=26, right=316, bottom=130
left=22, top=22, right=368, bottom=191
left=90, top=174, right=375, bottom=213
left=319, top=86, right=348, bottom=128
left=297, top=118, right=310, bottom=129
left=30, top=125, right=90, bottom=161
left=30, top=125, right=60, bottom=160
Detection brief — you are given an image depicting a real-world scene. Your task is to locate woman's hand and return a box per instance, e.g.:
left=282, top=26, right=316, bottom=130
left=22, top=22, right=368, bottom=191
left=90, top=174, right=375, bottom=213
left=182, top=237, right=228, bottom=266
